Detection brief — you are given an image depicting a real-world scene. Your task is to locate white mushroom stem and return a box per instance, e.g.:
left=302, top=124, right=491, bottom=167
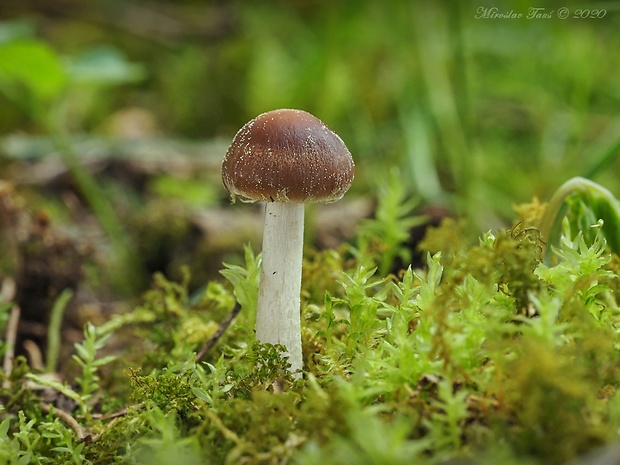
left=255, top=201, right=304, bottom=375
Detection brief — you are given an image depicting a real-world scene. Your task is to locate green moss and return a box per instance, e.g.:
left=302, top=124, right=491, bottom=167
left=3, top=191, right=620, bottom=464
left=420, top=219, right=544, bottom=313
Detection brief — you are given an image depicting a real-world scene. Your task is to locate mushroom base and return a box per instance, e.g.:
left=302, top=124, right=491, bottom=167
left=255, top=202, right=304, bottom=375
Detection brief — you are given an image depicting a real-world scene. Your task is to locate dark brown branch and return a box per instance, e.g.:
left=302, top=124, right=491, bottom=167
left=196, top=303, right=242, bottom=362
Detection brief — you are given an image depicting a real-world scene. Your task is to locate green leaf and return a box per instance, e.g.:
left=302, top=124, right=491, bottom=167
left=92, top=354, right=118, bottom=367
left=25, top=373, right=83, bottom=406
left=66, top=45, right=146, bottom=86
left=73, top=343, right=92, bottom=362
left=220, top=244, right=261, bottom=313
left=0, top=417, right=10, bottom=438
left=0, top=39, right=66, bottom=103
left=415, top=252, right=443, bottom=310
left=191, top=387, right=212, bottom=404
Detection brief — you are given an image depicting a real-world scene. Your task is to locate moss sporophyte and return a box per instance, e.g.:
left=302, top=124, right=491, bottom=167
left=2, top=175, right=620, bottom=464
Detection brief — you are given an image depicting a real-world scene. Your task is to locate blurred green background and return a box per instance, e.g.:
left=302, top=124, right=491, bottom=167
left=1, top=0, right=619, bottom=233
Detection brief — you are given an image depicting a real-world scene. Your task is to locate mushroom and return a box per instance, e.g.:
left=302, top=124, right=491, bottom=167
left=221, top=109, right=354, bottom=375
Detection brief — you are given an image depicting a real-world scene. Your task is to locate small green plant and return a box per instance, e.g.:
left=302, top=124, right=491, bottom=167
left=0, top=302, right=14, bottom=360
left=72, top=324, right=118, bottom=415
left=539, top=177, right=620, bottom=259
left=219, top=244, right=261, bottom=315
left=0, top=320, right=117, bottom=463
left=45, top=289, right=74, bottom=373
left=26, top=322, right=116, bottom=420
left=356, top=172, right=427, bottom=274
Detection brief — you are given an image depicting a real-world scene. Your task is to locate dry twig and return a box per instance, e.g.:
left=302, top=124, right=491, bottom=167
left=196, top=302, right=241, bottom=362
left=39, top=402, right=89, bottom=441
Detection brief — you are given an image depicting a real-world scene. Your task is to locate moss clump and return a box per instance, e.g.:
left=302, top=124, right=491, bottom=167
left=2, top=193, right=620, bottom=465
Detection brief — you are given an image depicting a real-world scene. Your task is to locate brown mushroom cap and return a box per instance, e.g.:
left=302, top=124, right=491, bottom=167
left=222, top=109, right=354, bottom=203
